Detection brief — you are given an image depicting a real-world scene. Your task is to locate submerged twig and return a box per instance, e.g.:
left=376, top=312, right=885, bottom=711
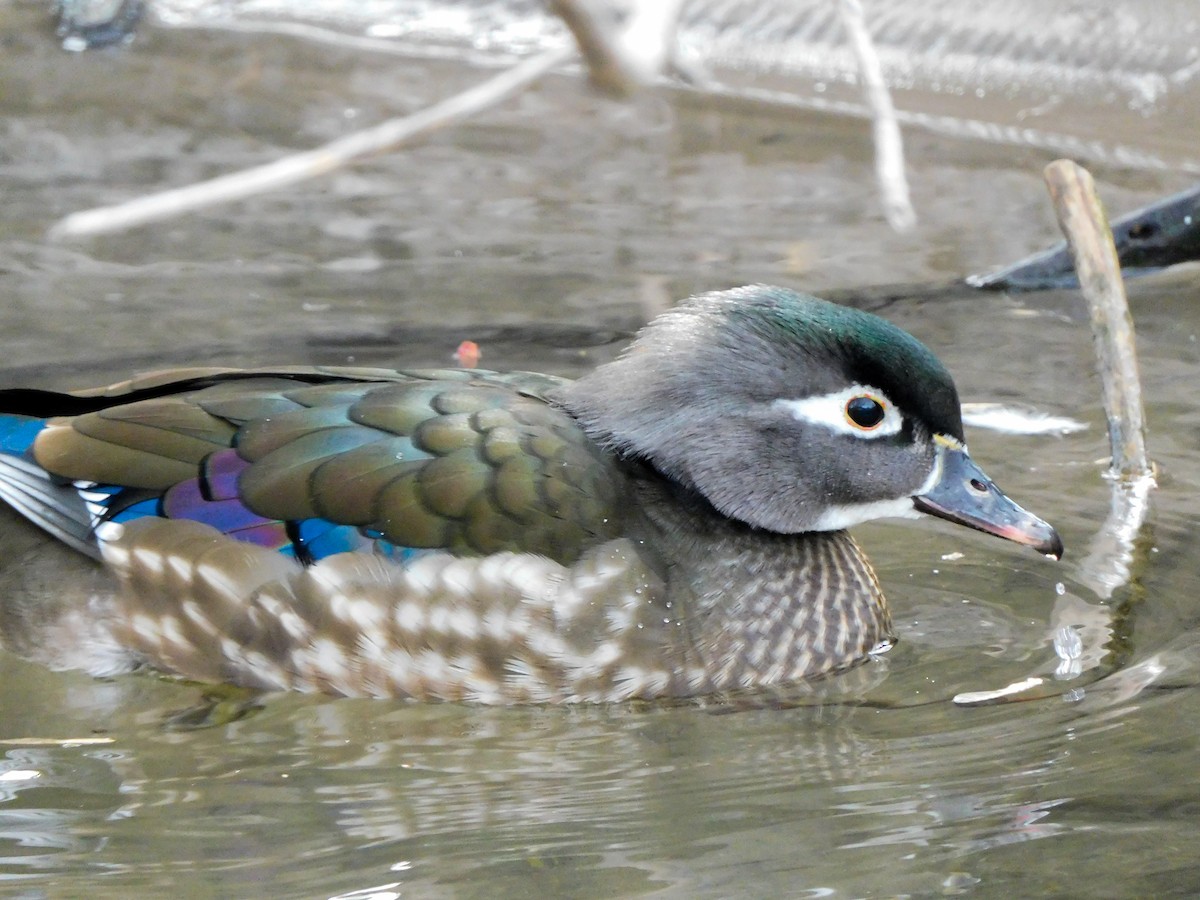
left=48, top=45, right=573, bottom=239
left=836, top=0, right=916, bottom=232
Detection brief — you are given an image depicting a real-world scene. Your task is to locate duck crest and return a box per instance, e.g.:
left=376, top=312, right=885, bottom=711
left=0, top=286, right=1060, bottom=702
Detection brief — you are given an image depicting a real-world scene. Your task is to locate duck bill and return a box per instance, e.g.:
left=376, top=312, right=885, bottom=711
left=913, top=445, right=1064, bottom=559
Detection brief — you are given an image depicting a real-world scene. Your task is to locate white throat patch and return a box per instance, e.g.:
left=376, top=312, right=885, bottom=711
left=808, top=437, right=950, bottom=532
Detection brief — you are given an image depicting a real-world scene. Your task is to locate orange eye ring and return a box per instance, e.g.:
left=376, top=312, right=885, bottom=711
left=845, top=394, right=886, bottom=430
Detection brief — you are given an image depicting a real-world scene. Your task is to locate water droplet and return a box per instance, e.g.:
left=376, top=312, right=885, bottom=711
left=868, top=637, right=895, bottom=656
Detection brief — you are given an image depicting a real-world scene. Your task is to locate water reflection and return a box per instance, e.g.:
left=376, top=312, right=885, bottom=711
left=0, top=642, right=1195, bottom=896
left=0, top=747, right=120, bottom=874
left=3, top=4, right=1200, bottom=897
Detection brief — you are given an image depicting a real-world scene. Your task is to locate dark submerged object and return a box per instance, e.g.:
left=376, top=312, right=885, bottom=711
left=55, top=0, right=144, bottom=51
left=0, top=286, right=1061, bottom=702
left=969, top=182, right=1200, bottom=291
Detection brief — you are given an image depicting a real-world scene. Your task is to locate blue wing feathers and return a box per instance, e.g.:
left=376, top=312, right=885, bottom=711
left=0, top=414, right=46, bottom=457
left=0, top=415, right=416, bottom=564
left=0, top=415, right=97, bottom=557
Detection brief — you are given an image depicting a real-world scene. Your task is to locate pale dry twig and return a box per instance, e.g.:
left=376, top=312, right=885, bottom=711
left=48, top=45, right=573, bottom=239
left=836, top=0, right=916, bottom=232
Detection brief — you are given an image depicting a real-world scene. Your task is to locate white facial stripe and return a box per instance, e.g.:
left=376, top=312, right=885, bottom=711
left=915, top=441, right=947, bottom=496
left=809, top=434, right=949, bottom=532
left=773, top=384, right=902, bottom=439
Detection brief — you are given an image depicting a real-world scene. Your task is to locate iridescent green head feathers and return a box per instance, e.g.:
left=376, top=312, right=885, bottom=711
left=725, top=286, right=964, bottom=441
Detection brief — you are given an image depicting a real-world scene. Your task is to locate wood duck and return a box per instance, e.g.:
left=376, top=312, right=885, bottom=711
left=0, top=286, right=1061, bottom=703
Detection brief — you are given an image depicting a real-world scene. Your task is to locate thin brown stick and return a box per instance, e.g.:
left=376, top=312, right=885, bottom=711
left=1043, top=159, right=1151, bottom=480
left=1046, top=161, right=1155, bottom=603
left=954, top=162, right=1157, bottom=704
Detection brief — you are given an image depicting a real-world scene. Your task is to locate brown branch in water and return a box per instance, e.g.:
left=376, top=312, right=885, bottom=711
left=1043, top=159, right=1152, bottom=480
left=1046, top=164, right=1156, bottom=609
left=1045, top=160, right=1155, bottom=602
left=47, top=45, right=573, bottom=239
left=954, top=161, right=1157, bottom=705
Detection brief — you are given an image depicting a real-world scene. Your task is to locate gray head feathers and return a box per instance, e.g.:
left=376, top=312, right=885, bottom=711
left=557, top=285, right=962, bottom=534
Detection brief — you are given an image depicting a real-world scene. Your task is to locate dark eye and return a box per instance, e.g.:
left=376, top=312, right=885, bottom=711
left=845, top=395, right=886, bottom=430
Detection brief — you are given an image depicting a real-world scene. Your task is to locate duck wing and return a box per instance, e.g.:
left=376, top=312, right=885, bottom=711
left=0, top=366, right=627, bottom=565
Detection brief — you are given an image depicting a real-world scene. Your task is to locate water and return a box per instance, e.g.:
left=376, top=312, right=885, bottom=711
left=2, top=2, right=1200, bottom=896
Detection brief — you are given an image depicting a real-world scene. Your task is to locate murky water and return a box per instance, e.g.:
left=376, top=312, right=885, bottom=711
left=2, top=2, right=1200, bottom=896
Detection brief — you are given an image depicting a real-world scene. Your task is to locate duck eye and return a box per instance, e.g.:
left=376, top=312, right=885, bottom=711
left=845, top=395, right=886, bottom=430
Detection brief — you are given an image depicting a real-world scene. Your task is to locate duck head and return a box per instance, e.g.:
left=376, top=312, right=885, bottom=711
left=559, top=285, right=1062, bottom=559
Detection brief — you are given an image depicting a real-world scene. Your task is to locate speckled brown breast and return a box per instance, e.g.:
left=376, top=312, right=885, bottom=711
left=93, top=515, right=892, bottom=702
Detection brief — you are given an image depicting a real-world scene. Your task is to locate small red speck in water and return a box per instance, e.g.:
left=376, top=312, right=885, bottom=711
left=454, top=340, right=481, bottom=368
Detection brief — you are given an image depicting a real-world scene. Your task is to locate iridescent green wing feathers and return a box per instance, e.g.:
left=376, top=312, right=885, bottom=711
left=27, top=367, right=628, bottom=564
